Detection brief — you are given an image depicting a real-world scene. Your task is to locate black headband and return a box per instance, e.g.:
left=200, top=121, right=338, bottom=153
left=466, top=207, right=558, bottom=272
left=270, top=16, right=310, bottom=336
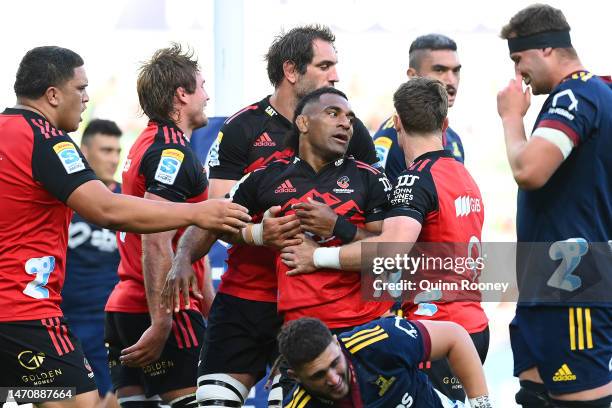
left=507, top=30, right=572, bottom=53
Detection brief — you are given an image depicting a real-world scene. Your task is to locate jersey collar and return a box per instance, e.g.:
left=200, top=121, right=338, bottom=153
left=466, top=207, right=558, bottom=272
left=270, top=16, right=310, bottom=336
left=261, top=95, right=293, bottom=128
left=411, top=149, right=453, bottom=164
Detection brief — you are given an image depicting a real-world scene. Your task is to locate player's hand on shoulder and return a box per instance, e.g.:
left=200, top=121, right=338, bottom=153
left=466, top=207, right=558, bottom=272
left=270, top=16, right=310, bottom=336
left=195, top=198, right=251, bottom=234
left=281, top=233, right=319, bottom=276
left=293, top=198, right=338, bottom=238
left=497, top=72, right=531, bottom=119
left=161, top=252, right=203, bottom=314
left=262, top=205, right=302, bottom=249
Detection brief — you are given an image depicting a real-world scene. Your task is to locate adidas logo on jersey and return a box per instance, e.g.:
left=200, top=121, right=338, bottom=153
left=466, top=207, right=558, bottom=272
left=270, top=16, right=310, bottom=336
left=275, top=180, right=296, bottom=193
left=253, top=133, right=276, bottom=147
left=454, top=195, right=481, bottom=217
left=552, top=364, right=576, bottom=382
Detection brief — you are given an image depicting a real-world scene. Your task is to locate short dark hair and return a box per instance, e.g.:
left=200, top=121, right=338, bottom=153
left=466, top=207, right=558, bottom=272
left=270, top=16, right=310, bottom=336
left=394, top=77, right=447, bottom=134
left=409, top=34, right=457, bottom=70
left=265, top=25, right=335, bottom=88
left=286, top=86, right=348, bottom=152
left=14, top=46, right=84, bottom=99
left=278, top=318, right=333, bottom=369
left=82, top=119, right=122, bottom=145
left=501, top=4, right=571, bottom=39
left=137, top=43, right=199, bottom=122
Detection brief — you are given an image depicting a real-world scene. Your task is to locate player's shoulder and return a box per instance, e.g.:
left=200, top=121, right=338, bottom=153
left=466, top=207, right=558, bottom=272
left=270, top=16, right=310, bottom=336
left=553, top=72, right=611, bottom=100
left=339, top=316, right=422, bottom=355
left=224, top=97, right=269, bottom=126
left=4, top=108, right=68, bottom=141
left=345, top=157, right=383, bottom=175
left=283, top=384, right=321, bottom=408
left=373, top=116, right=399, bottom=143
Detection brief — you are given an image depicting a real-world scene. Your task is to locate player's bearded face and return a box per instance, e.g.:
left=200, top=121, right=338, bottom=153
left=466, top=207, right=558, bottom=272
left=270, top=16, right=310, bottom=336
left=297, top=340, right=350, bottom=401
left=295, top=39, right=339, bottom=99
left=304, top=94, right=353, bottom=161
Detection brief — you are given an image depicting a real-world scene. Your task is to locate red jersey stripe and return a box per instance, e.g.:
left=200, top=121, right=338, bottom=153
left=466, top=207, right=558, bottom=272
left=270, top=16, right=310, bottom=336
left=163, top=126, right=170, bottom=144
left=53, top=317, right=70, bottom=354
left=41, top=319, right=63, bottom=356
left=417, top=159, right=431, bottom=172
left=537, top=119, right=580, bottom=147
left=60, top=320, right=74, bottom=352
left=172, top=321, right=184, bottom=349
left=181, top=311, right=199, bottom=347
left=175, top=313, right=192, bottom=348
left=226, top=105, right=258, bottom=124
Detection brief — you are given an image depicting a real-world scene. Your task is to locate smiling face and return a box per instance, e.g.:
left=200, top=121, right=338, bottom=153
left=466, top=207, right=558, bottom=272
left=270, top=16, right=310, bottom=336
left=299, top=93, right=354, bottom=162
left=184, top=71, right=210, bottom=129
left=295, top=39, right=339, bottom=99
left=55, top=66, right=89, bottom=132
left=291, top=340, right=350, bottom=401
left=509, top=48, right=554, bottom=95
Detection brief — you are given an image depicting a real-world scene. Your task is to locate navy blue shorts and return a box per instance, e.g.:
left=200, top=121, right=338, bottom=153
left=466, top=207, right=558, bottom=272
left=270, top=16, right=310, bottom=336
left=510, top=305, right=612, bottom=394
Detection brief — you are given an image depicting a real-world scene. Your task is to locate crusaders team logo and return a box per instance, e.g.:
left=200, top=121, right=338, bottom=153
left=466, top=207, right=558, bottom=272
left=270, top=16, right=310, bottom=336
left=337, top=176, right=350, bottom=189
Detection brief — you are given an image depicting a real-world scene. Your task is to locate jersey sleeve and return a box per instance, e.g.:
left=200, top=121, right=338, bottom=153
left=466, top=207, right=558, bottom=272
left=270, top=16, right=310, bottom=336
left=385, top=168, right=437, bottom=224
left=380, top=316, right=431, bottom=365
left=207, top=117, right=251, bottom=180
left=363, top=168, right=392, bottom=223
left=140, top=144, right=206, bottom=202
left=372, top=118, right=407, bottom=182
left=32, top=132, right=98, bottom=203
left=347, top=117, right=378, bottom=165
left=532, top=77, right=598, bottom=159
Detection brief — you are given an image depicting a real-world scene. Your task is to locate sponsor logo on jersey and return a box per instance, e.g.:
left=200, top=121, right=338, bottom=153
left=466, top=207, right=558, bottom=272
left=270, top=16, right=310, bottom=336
left=374, top=375, right=396, bottom=396
left=253, top=132, right=276, bottom=147
left=397, top=391, right=414, bottom=408
left=275, top=179, right=297, bottom=193
left=122, top=158, right=132, bottom=172
left=454, top=196, right=481, bottom=217
left=207, top=131, right=223, bottom=167
left=553, top=364, right=576, bottom=382
left=18, top=351, right=45, bottom=370
left=374, top=136, right=393, bottom=166
left=333, top=175, right=354, bottom=194
left=396, top=174, right=419, bottom=187
left=53, top=142, right=85, bottom=174
left=265, top=105, right=277, bottom=117
left=154, top=149, right=184, bottom=185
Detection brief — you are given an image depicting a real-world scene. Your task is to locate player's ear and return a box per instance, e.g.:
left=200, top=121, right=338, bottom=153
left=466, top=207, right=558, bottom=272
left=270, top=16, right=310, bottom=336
left=542, top=47, right=554, bottom=57
left=283, top=60, right=299, bottom=85
left=442, top=117, right=449, bottom=133
left=392, top=113, right=402, bottom=132
left=287, top=368, right=298, bottom=382
left=407, top=67, right=418, bottom=79
left=296, top=114, right=309, bottom=133
left=175, top=86, right=189, bottom=104
left=45, top=86, right=61, bottom=108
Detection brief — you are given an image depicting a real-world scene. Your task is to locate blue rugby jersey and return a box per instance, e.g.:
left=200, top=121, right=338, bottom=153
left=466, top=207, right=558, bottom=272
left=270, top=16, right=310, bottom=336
left=283, top=316, right=450, bottom=408
left=516, top=72, right=612, bottom=306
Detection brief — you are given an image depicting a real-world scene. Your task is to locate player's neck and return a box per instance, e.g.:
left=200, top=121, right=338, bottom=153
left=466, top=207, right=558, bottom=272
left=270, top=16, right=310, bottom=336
left=14, top=100, right=57, bottom=128
left=270, top=86, right=297, bottom=121
left=401, top=132, right=444, bottom=163
left=169, top=113, right=192, bottom=141
left=555, top=59, right=585, bottom=86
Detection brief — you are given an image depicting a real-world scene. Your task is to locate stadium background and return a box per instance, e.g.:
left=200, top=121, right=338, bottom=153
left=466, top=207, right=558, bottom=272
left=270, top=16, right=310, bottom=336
left=1, top=1, right=609, bottom=406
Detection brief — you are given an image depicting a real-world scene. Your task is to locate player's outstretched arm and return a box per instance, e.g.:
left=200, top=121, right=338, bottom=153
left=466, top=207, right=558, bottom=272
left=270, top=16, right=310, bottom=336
left=281, top=215, right=420, bottom=275
left=421, top=320, right=491, bottom=407
left=66, top=179, right=250, bottom=234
